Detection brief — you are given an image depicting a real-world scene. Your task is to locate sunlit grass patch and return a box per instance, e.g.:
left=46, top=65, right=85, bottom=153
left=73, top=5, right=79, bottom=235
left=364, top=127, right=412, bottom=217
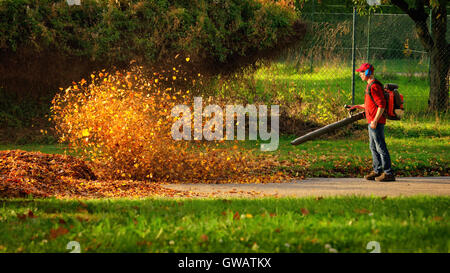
left=248, top=60, right=432, bottom=114
left=0, top=197, right=448, bottom=253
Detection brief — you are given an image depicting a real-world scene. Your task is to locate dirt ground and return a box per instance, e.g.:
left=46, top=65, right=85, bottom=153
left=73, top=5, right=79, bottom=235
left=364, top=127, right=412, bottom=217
left=162, top=177, right=450, bottom=198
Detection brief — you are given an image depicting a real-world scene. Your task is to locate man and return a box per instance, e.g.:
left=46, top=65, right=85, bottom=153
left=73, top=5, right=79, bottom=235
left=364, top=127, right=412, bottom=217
left=349, top=63, right=395, bottom=182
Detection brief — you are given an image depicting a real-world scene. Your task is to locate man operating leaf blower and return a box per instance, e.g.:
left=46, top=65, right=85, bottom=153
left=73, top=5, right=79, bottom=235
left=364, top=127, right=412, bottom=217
left=348, top=63, right=395, bottom=182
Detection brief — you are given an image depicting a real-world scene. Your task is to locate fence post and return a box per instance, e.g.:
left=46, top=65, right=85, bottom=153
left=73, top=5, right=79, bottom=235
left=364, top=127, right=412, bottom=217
left=367, top=13, right=371, bottom=62
left=351, top=6, right=357, bottom=105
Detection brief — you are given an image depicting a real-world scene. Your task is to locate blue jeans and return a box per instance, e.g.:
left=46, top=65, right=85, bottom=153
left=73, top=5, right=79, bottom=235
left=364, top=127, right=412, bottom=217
left=368, top=124, right=393, bottom=175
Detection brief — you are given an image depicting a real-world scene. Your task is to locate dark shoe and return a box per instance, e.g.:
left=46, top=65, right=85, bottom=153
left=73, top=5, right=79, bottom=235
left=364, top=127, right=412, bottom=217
left=375, top=173, right=396, bottom=182
left=364, top=171, right=381, bottom=180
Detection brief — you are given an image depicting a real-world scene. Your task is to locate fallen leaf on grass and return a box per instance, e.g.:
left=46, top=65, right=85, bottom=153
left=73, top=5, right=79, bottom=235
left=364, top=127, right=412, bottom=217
left=27, top=210, right=37, bottom=218
left=136, top=241, right=152, bottom=247
left=17, top=210, right=36, bottom=220
left=76, top=216, right=89, bottom=222
left=200, top=234, right=209, bottom=242
left=77, top=208, right=89, bottom=214
left=251, top=242, right=259, bottom=251
left=355, top=209, right=371, bottom=214
left=17, top=214, right=27, bottom=220
left=233, top=211, right=240, bottom=220
left=49, top=226, right=69, bottom=240
left=300, top=208, right=310, bottom=216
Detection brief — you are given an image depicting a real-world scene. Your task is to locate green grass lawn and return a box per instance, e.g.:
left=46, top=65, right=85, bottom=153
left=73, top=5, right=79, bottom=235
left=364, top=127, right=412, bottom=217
left=0, top=197, right=448, bottom=253
left=251, top=60, right=432, bottom=113
left=0, top=143, right=69, bottom=155
left=222, top=137, right=448, bottom=177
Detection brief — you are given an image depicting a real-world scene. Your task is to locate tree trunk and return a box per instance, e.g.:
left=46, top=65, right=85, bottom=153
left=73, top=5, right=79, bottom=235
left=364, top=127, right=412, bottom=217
left=392, top=0, right=449, bottom=112
left=428, top=1, right=449, bottom=111
left=428, top=46, right=449, bottom=111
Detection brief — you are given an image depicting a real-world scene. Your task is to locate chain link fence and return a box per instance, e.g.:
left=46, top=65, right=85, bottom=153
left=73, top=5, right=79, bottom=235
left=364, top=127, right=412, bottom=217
left=291, top=5, right=449, bottom=114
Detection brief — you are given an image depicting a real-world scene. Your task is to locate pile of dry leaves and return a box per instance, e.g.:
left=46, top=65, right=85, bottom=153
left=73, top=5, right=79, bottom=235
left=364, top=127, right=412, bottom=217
left=0, top=150, right=203, bottom=198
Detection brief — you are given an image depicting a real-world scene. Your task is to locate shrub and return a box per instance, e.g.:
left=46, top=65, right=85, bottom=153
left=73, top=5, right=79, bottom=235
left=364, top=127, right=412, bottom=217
left=0, top=0, right=302, bottom=65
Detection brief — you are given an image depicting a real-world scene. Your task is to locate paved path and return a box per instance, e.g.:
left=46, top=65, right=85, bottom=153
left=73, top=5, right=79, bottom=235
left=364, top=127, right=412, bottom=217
left=163, top=177, right=450, bottom=198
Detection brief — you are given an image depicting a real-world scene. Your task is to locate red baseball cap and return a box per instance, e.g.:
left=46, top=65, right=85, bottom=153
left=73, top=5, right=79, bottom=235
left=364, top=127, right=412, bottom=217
left=356, top=63, right=374, bottom=73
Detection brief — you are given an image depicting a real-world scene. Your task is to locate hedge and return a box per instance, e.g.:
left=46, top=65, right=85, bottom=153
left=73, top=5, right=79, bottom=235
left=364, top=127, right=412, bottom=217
left=0, top=0, right=302, bottom=64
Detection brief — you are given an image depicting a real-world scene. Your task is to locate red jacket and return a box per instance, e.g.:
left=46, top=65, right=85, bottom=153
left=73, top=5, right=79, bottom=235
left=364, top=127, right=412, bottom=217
left=365, top=79, right=386, bottom=124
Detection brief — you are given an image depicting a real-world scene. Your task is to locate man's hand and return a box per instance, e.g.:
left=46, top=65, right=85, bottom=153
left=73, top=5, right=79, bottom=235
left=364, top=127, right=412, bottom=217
left=348, top=104, right=365, bottom=110
left=371, top=107, right=384, bottom=129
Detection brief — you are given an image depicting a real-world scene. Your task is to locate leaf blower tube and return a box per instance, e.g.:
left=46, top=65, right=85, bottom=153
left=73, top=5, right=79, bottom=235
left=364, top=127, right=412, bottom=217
left=291, top=105, right=365, bottom=146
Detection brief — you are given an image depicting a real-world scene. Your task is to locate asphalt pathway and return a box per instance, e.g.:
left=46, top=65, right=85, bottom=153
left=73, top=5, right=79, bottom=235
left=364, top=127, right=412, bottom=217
left=163, top=177, right=450, bottom=198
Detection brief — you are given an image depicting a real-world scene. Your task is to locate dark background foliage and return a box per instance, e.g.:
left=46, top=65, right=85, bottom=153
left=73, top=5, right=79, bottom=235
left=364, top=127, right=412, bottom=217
left=0, top=0, right=306, bottom=136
